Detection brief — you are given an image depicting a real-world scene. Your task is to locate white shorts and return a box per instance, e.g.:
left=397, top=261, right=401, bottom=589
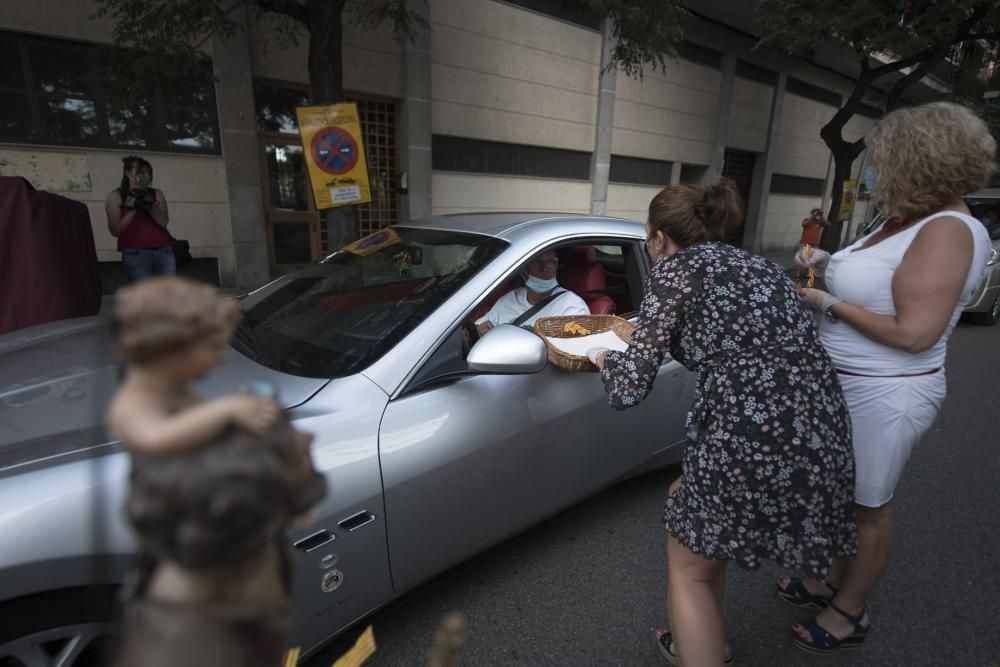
left=839, top=371, right=947, bottom=507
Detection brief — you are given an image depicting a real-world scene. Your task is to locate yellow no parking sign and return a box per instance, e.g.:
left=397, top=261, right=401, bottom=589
left=296, top=103, right=372, bottom=209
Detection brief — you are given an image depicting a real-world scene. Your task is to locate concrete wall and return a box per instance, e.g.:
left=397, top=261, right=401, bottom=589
left=613, top=60, right=721, bottom=165
left=248, top=14, right=404, bottom=99
left=430, top=0, right=601, bottom=151
left=729, top=76, right=772, bottom=154
left=0, top=0, right=238, bottom=284
left=0, top=147, right=237, bottom=283
left=432, top=173, right=590, bottom=215
left=606, top=184, right=661, bottom=222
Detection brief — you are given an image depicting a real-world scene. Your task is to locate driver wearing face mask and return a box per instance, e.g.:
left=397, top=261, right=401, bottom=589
left=476, top=250, right=589, bottom=335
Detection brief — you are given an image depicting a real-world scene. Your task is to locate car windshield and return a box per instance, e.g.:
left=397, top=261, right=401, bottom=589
left=233, top=227, right=507, bottom=378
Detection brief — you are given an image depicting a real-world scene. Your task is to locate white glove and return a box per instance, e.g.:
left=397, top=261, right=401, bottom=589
left=794, top=246, right=831, bottom=277
left=586, top=347, right=609, bottom=365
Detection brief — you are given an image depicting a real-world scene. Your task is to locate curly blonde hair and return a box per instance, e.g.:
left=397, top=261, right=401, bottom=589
left=113, top=277, right=240, bottom=363
left=868, top=102, right=996, bottom=220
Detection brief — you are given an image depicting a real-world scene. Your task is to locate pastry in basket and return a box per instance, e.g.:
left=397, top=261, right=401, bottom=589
left=563, top=321, right=592, bottom=336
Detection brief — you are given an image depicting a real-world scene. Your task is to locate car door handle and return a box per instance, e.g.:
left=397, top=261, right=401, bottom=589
left=293, top=529, right=336, bottom=552
left=338, top=510, right=376, bottom=532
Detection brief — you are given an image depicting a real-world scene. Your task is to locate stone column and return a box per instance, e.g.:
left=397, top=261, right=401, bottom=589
left=589, top=19, right=617, bottom=216
left=401, top=0, right=432, bottom=221
left=213, top=6, right=270, bottom=290
left=743, top=72, right=787, bottom=253
left=704, top=54, right=737, bottom=184
left=669, top=161, right=682, bottom=185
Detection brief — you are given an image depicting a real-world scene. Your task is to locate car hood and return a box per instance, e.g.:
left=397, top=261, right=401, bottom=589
left=0, top=317, right=328, bottom=471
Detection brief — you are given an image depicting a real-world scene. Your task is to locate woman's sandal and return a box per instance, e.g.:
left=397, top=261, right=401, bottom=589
left=656, top=629, right=734, bottom=665
left=791, top=601, right=870, bottom=655
left=776, top=577, right=838, bottom=609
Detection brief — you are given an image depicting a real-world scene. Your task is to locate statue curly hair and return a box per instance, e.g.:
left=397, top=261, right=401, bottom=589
left=113, top=276, right=240, bottom=364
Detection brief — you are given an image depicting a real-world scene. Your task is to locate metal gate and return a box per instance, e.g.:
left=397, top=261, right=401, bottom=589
left=722, top=148, right=756, bottom=247
left=320, top=97, right=400, bottom=250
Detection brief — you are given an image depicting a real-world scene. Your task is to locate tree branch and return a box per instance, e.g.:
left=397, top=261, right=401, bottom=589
left=191, top=0, right=248, bottom=51
left=257, top=0, right=309, bottom=23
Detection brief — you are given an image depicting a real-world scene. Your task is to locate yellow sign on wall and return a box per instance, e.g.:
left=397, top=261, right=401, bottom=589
left=838, top=179, right=858, bottom=222
left=296, top=103, right=371, bottom=209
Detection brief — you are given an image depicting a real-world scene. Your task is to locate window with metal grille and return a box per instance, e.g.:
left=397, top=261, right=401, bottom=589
left=722, top=148, right=757, bottom=246
left=352, top=97, right=400, bottom=239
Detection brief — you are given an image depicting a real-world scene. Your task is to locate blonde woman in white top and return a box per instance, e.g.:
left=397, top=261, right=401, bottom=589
left=778, top=101, right=995, bottom=655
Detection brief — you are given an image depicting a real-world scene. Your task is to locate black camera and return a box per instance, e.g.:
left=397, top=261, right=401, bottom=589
left=132, top=189, right=154, bottom=213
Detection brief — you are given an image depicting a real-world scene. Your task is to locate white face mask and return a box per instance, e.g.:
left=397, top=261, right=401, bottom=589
left=862, top=166, right=877, bottom=193
left=525, top=275, right=558, bottom=293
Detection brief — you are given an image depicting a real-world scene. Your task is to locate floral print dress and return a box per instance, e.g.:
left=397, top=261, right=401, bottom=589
left=601, top=242, right=857, bottom=577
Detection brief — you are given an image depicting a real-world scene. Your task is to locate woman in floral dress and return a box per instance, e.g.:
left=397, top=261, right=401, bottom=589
left=589, top=180, right=857, bottom=666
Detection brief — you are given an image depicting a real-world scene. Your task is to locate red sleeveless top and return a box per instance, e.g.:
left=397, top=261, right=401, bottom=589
left=117, top=191, right=172, bottom=251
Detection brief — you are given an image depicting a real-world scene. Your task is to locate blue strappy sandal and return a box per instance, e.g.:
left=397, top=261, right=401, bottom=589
left=791, top=601, right=870, bottom=655
left=776, top=577, right=837, bottom=609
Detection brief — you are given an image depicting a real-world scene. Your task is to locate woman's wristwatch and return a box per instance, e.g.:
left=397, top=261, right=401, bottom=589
left=819, top=294, right=843, bottom=322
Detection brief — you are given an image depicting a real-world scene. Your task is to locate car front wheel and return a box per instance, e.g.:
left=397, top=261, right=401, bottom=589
left=0, top=588, right=118, bottom=667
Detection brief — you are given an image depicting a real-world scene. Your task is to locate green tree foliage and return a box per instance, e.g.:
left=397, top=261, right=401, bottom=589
left=756, top=0, right=1000, bottom=249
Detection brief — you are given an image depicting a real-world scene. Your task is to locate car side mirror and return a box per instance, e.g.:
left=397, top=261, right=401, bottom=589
left=467, top=324, right=547, bottom=374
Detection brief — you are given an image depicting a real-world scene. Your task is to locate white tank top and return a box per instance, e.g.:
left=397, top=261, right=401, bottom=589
left=820, top=210, right=991, bottom=375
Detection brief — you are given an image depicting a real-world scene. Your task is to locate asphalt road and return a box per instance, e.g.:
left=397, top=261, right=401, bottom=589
left=307, top=321, right=1000, bottom=667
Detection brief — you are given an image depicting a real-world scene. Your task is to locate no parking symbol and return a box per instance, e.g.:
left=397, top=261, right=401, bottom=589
left=296, top=103, right=371, bottom=209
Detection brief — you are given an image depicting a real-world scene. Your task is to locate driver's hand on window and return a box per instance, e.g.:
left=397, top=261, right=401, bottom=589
left=477, top=321, right=494, bottom=337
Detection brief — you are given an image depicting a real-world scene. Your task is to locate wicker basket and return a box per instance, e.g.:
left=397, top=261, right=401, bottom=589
left=534, top=315, right=635, bottom=372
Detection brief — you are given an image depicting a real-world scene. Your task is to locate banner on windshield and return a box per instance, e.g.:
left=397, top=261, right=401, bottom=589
left=296, top=103, right=371, bottom=209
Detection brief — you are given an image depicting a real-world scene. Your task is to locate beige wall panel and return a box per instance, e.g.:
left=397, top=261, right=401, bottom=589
left=605, top=184, right=661, bottom=221
left=432, top=172, right=590, bottom=213
left=1, top=146, right=233, bottom=279
left=249, top=14, right=403, bottom=97
left=761, top=193, right=823, bottom=250
left=617, top=59, right=722, bottom=98
left=432, top=100, right=593, bottom=151
left=616, top=74, right=720, bottom=117
left=614, top=100, right=716, bottom=144
left=432, top=0, right=602, bottom=65
left=2, top=0, right=115, bottom=43
left=432, top=22, right=598, bottom=95
left=727, top=124, right=767, bottom=153
left=432, top=63, right=597, bottom=126
left=773, top=93, right=837, bottom=179
left=0, top=149, right=92, bottom=191
left=611, top=128, right=713, bottom=165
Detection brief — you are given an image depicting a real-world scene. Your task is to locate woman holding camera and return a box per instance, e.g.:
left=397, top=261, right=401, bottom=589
left=106, top=155, right=175, bottom=281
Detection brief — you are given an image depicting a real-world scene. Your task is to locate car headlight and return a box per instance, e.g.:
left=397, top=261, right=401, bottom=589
left=989, top=247, right=999, bottom=267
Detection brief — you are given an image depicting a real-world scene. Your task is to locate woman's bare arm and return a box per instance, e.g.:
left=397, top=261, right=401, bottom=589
left=105, top=190, right=136, bottom=237
left=108, top=393, right=279, bottom=455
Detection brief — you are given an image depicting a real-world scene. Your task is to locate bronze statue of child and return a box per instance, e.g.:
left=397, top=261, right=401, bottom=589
left=108, top=277, right=327, bottom=666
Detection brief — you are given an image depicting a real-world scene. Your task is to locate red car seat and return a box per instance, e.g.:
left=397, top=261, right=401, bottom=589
left=559, top=246, right=616, bottom=315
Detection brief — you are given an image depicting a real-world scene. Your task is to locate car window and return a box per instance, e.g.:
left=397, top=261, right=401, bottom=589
left=233, top=227, right=508, bottom=379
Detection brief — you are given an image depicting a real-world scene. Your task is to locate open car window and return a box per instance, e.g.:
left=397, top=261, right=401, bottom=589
left=233, top=227, right=507, bottom=379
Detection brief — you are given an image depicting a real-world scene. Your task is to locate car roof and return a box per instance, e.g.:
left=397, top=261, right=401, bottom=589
left=398, top=211, right=643, bottom=239
left=967, top=188, right=1000, bottom=200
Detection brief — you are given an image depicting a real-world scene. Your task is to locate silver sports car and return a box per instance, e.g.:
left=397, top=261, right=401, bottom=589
left=0, top=213, right=694, bottom=666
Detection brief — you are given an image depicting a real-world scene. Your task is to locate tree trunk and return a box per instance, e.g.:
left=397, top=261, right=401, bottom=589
left=821, top=150, right=858, bottom=253
left=307, top=0, right=358, bottom=251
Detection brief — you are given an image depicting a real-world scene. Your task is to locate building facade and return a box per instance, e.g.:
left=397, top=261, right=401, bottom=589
left=1, top=0, right=890, bottom=289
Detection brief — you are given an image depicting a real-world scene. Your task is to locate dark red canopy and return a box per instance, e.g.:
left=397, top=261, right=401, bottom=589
left=0, top=176, right=102, bottom=335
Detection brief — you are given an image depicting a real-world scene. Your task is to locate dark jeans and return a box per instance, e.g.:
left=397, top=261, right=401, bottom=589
left=122, top=247, right=176, bottom=282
